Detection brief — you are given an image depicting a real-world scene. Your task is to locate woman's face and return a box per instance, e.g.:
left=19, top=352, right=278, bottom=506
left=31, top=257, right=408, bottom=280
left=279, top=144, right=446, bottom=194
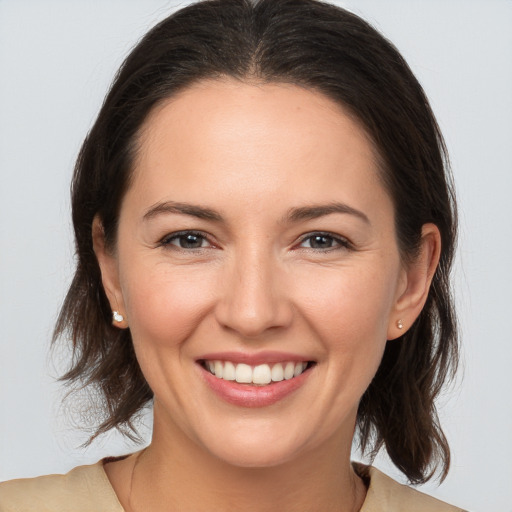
left=98, top=79, right=423, bottom=467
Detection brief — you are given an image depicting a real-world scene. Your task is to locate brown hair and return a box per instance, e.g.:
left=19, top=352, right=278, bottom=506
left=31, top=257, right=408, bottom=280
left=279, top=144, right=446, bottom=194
left=55, top=0, right=458, bottom=484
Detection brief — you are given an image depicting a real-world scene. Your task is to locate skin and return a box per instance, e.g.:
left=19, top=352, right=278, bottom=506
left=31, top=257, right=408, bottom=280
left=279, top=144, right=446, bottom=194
left=94, top=79, right=441, bottom=511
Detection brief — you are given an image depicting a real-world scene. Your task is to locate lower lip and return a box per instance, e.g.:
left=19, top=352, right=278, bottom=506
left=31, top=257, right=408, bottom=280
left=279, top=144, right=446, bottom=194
left=199, top=365, right=312, bottom=408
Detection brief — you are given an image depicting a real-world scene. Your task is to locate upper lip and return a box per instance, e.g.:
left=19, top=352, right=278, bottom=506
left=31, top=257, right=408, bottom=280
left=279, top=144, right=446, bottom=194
left=197, top=351, right=314, bottom=366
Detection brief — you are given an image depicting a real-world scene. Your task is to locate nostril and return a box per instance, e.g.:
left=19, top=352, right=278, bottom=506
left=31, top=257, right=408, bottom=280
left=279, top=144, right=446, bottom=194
left=215, top=289, right=294, bottom=338
left=213, top=262, right=293, bottom=337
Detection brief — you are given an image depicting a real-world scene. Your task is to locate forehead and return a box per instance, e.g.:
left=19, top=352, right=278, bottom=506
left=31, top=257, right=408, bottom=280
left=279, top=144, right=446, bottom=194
left=126, top=79, right=389, bottom=219
left=136, top=79, right=378, bottom=172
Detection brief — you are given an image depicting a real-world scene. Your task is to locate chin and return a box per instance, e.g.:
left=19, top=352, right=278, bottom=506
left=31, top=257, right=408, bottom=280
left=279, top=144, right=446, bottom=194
left=197, top=422, right=317, bottom=469
left=211, top=443, right=300, bottom=469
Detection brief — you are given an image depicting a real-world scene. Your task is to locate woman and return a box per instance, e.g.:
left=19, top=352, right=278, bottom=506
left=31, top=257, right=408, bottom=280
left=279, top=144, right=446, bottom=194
left=0, top=0, right=466, bottom=510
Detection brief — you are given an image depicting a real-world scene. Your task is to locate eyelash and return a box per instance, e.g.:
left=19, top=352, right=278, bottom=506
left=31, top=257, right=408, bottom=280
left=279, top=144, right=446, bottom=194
left=159, top=230, right=213, bottom=250
left=296, top=232, right=352, bottom=252
left=158, top=230, right=352, bottom=252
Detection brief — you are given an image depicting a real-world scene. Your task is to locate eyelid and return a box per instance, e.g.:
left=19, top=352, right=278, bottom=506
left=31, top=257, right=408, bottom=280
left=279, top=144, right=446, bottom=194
left=295, top=231, right=353, bottom=250
left=158, top=230, right=216, bottom=249
left=157, top=230, right=352, bottom=251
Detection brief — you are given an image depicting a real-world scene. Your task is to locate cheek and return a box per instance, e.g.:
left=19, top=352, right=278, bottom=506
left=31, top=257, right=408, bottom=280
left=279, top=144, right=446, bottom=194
left=120, top=262, right=215, bottom=347
left=295, top=264, right=398, bottom=415
left=293, top=260, right=400, bottom=344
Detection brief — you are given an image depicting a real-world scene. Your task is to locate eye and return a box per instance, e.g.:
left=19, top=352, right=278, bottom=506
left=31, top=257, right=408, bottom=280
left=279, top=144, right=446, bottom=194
left=298, top=232, right=350, bottom=250
left=160, top=231, right=211, bottom=249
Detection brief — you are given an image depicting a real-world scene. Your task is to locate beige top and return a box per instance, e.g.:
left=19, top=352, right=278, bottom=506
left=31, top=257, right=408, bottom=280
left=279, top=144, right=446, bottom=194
left=0, top=460, right=466, bottom=512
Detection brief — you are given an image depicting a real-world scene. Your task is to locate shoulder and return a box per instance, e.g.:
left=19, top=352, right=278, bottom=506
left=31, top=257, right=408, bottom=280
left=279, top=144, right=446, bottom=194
left=0, top=462, right=124, bottom=512
left=356, top=463, right=468, bottom=512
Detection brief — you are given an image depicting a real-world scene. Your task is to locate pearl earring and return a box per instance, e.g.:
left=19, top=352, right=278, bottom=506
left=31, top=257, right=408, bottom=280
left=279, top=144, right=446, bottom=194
left=113, top=311, right=124, bottom=323
left=397, top=319, right=404, bottom=330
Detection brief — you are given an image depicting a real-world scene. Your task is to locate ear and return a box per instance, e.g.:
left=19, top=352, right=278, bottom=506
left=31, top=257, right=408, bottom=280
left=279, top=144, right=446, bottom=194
left=387, top=223, right=441, bottom=340
left=92, top=215, right=128, bottom=328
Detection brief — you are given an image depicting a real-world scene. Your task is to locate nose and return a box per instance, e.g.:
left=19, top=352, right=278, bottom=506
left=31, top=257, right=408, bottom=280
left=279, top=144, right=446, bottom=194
left=214, top=248, right=293, bottom=338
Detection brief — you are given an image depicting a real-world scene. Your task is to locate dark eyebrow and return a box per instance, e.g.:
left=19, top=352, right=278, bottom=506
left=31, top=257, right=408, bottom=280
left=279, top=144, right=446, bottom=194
left=143, top=201, right=223, bottom=222
left=285, top=202, right=370, bottom=225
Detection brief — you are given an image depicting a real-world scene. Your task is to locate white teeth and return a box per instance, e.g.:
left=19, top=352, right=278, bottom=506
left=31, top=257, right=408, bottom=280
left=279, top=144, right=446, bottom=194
left=271, top=363, right=284, bottom=382
left=253, top=364, right=272, bottom=385
left=284, top=362, right=295, bottom=380
left=293, top=362, right=304, bottom=377
left=206, top=360, right=309, bottom=385
left=214, top=360, right=223, bottom=379
left=223, top=361, right=236, bottom=381
left=235, top=363, right=253, bottom=383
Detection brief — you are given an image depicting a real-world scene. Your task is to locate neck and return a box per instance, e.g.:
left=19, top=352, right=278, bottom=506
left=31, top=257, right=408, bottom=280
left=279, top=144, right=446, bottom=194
left=127, top=410, right=366, bottom=512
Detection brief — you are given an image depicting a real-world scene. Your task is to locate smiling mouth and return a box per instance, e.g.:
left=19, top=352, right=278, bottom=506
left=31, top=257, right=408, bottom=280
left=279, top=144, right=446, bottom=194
left=199, top=360, right=315, bottom=386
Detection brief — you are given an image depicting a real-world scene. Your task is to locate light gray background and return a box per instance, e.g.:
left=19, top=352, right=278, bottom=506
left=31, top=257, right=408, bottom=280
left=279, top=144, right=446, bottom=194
left=1, top=1, right=511, bottom=510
